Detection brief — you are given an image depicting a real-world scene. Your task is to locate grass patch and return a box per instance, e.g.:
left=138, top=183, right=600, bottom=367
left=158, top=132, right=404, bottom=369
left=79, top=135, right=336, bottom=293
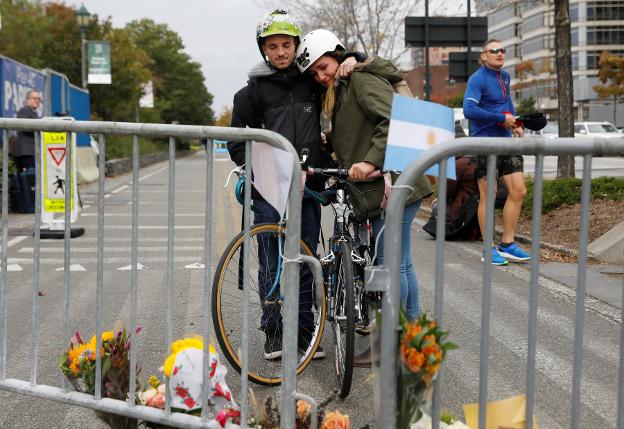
left=523, top=176, right=624, bottom=216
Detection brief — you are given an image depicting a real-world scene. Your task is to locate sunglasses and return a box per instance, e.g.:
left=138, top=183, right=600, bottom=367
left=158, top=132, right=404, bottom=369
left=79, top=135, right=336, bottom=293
left=484, top=48, right=506, bottom=55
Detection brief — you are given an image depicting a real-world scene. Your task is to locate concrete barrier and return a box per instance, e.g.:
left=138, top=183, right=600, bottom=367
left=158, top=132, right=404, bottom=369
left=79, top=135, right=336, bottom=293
left=588, top=220, right=624, bottom=264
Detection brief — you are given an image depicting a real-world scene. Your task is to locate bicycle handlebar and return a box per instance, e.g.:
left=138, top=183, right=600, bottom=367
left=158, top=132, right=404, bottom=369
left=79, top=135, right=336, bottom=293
left=307, top=166, right=350, bottom=178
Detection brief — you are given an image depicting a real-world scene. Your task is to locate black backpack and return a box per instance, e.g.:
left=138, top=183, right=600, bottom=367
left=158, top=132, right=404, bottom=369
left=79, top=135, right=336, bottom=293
left=423, top=194, right=480, bottom=241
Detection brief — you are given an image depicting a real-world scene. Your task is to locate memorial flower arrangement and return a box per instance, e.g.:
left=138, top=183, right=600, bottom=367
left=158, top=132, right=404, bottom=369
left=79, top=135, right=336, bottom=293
left=59, top=326, right=142, bottom=428
left=249, top=391, right=350, bottom=429
left=397, top=311, right=457, bottom=429
left=138, top=336, right=240, bottom=428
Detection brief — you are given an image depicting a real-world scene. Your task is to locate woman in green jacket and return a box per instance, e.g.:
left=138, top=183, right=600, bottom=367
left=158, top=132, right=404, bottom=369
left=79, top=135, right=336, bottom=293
left=295, top=29, right=432, bottom=329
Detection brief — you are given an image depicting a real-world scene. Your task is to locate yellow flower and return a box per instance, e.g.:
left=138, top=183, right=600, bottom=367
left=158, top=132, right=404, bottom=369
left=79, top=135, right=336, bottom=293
left=148, top=375, right=161, bottom=389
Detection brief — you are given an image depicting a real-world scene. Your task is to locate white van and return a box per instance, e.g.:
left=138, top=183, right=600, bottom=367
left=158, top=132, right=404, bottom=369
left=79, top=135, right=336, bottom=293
left=574, top=121, right=622, bottom=139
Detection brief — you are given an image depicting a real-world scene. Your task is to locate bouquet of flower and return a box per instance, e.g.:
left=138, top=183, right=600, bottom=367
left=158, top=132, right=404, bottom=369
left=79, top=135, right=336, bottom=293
left=137, top=336, right=240, bottom=428
left=397, top=311, right=457, bottom=429
left=59, top=326, right=142, bottom=428
left=250, top=392, right=350, bottom=429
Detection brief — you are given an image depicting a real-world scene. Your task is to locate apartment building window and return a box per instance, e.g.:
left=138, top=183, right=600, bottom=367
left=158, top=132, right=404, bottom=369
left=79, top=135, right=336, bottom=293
left=522, top=35, right=543, bottom=54
left=587, top=2, right=624, bottom=20
left=572, top=53, right=579, bottom=70
left=572, top=28, right=579, bottom=45
left=503, top=65, right=516, bottom=79
left=586, top=49, right=624, bottom=69
left=507, top=43, right=522, bottom=58
left=492, top=26, right=515, bottom=41
left=489, top=3, right=520, bottom=26
left=587, top=27, right=624, bottom=45
left=522, top=12, right=544, bottom=34
left=571, top=4, right=579, bottom=22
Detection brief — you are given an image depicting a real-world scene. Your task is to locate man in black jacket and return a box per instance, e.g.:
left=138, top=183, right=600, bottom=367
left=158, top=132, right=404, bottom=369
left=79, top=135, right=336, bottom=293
left=227, top=10, right=328, bottom=361
left=14, top=90, right=41, bottom=171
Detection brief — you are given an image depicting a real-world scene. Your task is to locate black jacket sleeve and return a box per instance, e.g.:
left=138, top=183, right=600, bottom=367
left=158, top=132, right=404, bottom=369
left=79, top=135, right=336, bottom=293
left=227, top=86, right=261, bottom=166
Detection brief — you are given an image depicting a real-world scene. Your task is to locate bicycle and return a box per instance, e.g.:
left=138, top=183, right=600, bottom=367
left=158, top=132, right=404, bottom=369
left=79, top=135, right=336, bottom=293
left=307, top=166, right=378, bottom=398
left=211, top=166, right=327, bottom=386
left=212, top=164, right=376, bottom=395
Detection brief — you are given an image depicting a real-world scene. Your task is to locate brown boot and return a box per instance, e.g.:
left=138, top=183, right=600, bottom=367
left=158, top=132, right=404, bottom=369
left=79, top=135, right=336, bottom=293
left=352, top=337, right=381, bottom=368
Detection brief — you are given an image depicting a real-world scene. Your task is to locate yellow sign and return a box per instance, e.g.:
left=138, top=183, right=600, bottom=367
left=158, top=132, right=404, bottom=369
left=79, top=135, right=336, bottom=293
left=42, top=132, right=75, bottom=212
left=464, top=394, right=538, bottom=429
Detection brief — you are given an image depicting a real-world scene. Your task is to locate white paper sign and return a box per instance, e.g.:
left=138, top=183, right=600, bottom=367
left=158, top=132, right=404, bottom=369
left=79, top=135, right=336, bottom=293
left=250, top=141, right=294, bottom=219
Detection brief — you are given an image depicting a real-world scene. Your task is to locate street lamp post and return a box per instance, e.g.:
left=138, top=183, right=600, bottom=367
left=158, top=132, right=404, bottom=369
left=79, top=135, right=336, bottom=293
left=75, top=4, right=91, bottom=89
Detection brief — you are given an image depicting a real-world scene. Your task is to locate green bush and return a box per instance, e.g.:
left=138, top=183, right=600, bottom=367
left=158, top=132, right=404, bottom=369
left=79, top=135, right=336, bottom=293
left=0, top=152, right=18, bottom=178
left=103, top=136, right=195, bottom=161
left=522, top=176, right=624, bottom=216
left=103, top=136, right=168, bottom=161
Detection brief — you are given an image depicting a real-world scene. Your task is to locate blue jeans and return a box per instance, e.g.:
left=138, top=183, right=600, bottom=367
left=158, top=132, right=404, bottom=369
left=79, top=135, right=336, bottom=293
left=253, top=197, right=321, bottom=334
left=371, top=200, right=422, bottom=321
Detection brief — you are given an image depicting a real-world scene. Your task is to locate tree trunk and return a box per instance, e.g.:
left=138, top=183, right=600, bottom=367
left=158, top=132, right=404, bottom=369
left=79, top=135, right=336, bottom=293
left=554, top=0, right=575, bottom=178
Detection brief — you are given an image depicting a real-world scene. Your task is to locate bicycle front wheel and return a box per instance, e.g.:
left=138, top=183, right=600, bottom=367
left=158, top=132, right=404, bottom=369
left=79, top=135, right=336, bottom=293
left=212, top=223, right=326, bottom=386
left=333, top=240, right=355, bottom=398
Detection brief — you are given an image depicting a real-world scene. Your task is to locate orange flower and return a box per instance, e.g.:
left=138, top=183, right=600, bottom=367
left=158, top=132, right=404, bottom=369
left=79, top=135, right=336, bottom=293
left=321, top=411, right=350, bottom=429
left=421, top=335, right=439, bottom=356
left=404, top=349, right=426, bottom=374
left=296, top=399, right=311, bottom=420
left=69, top=360, right=81, bottom=374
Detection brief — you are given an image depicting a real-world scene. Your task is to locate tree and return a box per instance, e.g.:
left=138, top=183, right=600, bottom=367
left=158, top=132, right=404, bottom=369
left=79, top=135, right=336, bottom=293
left=446, top=92, right=464, bottom=108
left=516, top=97, right=537, bottom=117
left=214, top=107, right=233, bottom=127
left=554, top=0, right=575, bottom=178
left=263, top=0, right=421, bottom=62
left=126, top=19, right=215, bottom=125
left=593, top=51, right=624, bottom=125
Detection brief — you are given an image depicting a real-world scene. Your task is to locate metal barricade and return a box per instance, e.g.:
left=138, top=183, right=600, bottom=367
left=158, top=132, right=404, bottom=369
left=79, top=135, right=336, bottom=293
left=0, top=118, right=320, bottom=428
left=370, top=136, right=624, bottom=429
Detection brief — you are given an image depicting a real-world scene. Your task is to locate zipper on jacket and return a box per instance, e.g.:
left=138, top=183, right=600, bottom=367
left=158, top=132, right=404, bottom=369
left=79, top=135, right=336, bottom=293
left=283, top=73, right=295, bottom=105
left=496, top=72, right=506, bottom=100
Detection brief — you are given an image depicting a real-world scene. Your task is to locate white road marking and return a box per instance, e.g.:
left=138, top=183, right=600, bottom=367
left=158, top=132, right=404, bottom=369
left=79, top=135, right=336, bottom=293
left=104, top=225, right=205, bottom=230
left=6, top=236, right=28, bottom=249
left=138, top=166, right=167, bottom=182
left=184, top=263, right=205, bottom=269
left=8, top=256, right=202, bottom=265
left=18, top=246, right=205, bottom=253
left=7, top=264, right=23, bottom=272
left=110, top=185, right=128, bottom=194
left=117, top=263, right=149, bottom=271
left=55, top=264, right=86, bottom=272
left=80, top=213, right=205, bottom=217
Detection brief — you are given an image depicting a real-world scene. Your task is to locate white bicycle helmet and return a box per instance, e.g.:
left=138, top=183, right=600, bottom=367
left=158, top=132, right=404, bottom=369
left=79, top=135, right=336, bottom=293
left=295, top=29, right=345, bottom=73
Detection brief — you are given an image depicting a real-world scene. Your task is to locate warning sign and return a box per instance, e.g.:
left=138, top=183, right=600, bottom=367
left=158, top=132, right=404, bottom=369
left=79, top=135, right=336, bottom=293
left=48, top=147, right=66, bottom=166
left=42, top=132, right=74, bottom=212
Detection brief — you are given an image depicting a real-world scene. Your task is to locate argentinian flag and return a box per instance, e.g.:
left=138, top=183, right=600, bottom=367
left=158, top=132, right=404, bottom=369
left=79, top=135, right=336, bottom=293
left=384, top=95, right=456, bottom=179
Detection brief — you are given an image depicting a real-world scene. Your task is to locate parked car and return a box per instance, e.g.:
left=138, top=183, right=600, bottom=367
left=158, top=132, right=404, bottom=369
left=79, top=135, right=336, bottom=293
left=574, top=121, right=622, bottom=139
left=527, top=120, right=558, bottom=139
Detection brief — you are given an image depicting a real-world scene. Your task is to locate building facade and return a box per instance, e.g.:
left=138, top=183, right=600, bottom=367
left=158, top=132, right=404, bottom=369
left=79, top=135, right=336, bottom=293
left=475, top=0, right=624, bottom=126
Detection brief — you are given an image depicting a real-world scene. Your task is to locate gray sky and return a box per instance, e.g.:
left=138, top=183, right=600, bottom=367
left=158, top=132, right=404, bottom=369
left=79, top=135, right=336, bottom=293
left=74, top=0, right=269, bottom=117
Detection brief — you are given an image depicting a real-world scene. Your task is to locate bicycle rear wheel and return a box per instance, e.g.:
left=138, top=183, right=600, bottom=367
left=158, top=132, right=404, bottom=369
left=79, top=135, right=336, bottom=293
left=212, top=223, right=326, bottom=386
left=332, top=240, right=355, bottom=398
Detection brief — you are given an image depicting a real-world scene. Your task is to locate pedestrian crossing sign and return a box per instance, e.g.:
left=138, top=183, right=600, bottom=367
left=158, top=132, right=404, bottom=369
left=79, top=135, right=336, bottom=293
left=42, top=131, right=76, bottom=213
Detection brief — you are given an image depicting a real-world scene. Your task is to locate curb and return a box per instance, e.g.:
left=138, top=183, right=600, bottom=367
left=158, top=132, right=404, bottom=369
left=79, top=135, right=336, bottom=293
left=419, top=204, right=587, bottom=259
